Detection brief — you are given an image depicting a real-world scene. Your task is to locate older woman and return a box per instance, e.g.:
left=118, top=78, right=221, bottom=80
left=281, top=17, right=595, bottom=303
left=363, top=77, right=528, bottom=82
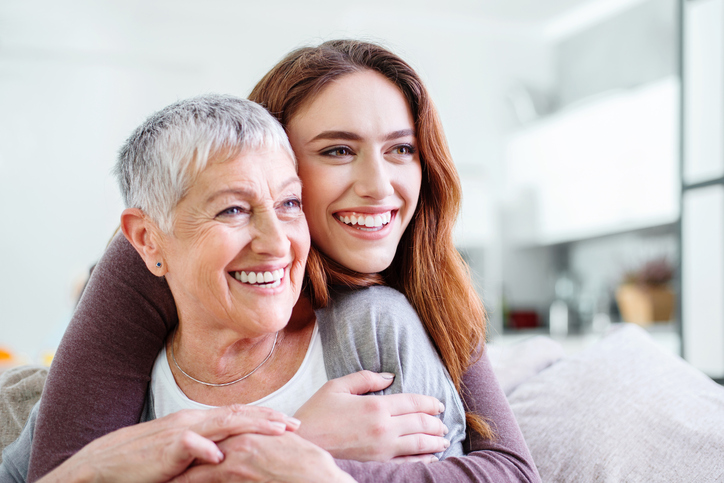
left=1, top=93, right=466, bottom=482
left=116, top=95, right=314, bottom=415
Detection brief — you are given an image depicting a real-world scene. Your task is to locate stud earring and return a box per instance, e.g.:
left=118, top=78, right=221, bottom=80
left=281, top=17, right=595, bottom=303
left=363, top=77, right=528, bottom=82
left=156, top=262, right=162, bottom=268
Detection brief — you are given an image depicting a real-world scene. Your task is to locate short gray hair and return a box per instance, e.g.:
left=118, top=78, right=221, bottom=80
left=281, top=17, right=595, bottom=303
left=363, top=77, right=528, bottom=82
left=114, top=94, right=295, bottom=232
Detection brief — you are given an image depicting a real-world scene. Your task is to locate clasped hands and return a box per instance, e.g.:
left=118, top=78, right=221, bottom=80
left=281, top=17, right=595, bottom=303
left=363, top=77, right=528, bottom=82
left=40, top=371, right=448, bottom=483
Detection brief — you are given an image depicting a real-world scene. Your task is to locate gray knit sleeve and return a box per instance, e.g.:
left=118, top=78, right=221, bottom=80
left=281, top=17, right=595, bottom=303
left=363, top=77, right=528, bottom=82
left=315, top=286, right=465, bottom=459
left=0, top=402, right=36, bottom=483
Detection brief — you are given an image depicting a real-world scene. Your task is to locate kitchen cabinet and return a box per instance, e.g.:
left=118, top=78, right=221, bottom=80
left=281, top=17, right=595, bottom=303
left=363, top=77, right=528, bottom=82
left=505, top=77, right=680, bottom=246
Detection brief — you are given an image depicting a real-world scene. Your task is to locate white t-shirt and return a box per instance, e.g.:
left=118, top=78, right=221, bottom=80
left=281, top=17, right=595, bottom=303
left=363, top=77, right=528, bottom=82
left=150, top=323, right=328, bottom=417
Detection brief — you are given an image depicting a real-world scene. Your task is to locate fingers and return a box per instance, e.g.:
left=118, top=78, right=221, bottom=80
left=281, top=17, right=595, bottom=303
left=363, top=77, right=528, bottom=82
left=328, top=370, right=396, bottom=395
left=169, top=466, right=217, bottom=483
left=186, top=405, right=300, bottom=442
left=168, top=430, right=224, bottom=466
left=392, top=413, right=448, bottom=437
left=393, top=433, right=450, bottom=457
left=373, top=393, right=444, bottom=417
left=170, top=463, right=249, bottom=483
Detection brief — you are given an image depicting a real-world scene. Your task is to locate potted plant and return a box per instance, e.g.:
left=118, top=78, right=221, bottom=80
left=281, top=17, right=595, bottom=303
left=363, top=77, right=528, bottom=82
left=615, top=257, right=675, bottom=325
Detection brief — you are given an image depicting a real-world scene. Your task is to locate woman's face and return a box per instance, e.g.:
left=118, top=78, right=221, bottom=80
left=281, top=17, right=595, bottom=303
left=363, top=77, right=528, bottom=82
left=159, top=147, right=309, bottom=337
left=287, top=70, right=422, bottom=274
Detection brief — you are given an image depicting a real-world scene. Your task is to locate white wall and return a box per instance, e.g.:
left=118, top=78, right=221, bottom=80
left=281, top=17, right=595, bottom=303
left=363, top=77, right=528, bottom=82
left=0, top=0, right=553, bottom=360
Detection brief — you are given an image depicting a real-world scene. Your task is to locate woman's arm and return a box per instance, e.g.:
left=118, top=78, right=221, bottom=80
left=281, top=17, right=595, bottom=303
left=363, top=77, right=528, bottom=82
left=172, top=353, right=540, bottom=483
left=297, top=286, right=463, bottom=461
left=26, top=404, right=294, bottom=483
left=334, top=351, right=541, bottom=482
left=27, top=234, right=177, bottom=481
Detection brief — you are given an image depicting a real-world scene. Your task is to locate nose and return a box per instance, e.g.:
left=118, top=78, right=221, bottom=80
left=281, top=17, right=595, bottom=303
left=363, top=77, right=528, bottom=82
left=353, top=152, right=394, bottom=200
left=250, top=209, right=290, bottom=258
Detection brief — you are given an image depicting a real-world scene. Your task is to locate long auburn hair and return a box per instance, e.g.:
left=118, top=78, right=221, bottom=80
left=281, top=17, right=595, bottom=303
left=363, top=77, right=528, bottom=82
left=249, top=39, right=491, bottom=439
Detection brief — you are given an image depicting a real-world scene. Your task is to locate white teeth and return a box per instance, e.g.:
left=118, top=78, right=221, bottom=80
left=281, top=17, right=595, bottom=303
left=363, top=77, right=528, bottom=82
left=338, top=211, right=392, bottom=228
left=234, top=268, right=285, bottom=286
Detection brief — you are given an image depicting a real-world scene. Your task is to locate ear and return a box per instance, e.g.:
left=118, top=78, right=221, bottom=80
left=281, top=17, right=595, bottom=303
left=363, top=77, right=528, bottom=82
left=120, top=208, right=169, bottom=276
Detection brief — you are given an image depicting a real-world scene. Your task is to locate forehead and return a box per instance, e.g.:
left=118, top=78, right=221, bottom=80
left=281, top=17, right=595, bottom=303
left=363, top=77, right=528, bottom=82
left=291, top=70, right=414, bottom=133
left=196, top=147, right=299, bottom=196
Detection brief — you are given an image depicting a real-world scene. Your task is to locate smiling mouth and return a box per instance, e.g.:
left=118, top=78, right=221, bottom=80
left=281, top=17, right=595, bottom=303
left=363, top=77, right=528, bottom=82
left=335, top=211, right=393, bottom=232
left=231, top=268, right=285, bottom=288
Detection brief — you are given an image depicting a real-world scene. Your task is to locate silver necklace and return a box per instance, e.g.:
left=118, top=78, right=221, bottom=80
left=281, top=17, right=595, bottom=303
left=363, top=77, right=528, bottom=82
left=170, top=329, right=279, bottom=387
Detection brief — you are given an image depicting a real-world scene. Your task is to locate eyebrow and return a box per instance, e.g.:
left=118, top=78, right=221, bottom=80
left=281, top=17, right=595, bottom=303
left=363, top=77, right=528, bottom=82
left=385, top=129, right=416, bottom=141
left=308, top=128, right=416, bottom=143
left=205, top=176, right=301, bottom=204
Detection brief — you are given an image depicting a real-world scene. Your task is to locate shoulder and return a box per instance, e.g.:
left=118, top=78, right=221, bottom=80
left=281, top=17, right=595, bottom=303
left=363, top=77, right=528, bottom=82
left=320, top=286, right=434, bottom=355
left=326, top=286, right=419, bottom=322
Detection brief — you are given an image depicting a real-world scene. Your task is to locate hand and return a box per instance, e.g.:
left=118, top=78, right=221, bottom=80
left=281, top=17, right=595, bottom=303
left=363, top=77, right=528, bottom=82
left=38, top=405, right=299, bottom=483
left=293, top=370, right=450, bottom=462
left=171, top=432, right=356, bottom=483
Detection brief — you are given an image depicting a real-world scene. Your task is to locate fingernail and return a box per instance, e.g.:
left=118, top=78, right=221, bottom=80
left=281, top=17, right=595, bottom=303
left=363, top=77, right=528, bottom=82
left=430, top=456, right=439, bottom=463
left=443, top=425, right=449, bottom=435
left=285, top=416, right=301, bottom=428
left=438, top=402, right=445, bottom=413
left=270, top=421, right=286, bottom=431
left=217, top=450, right=225, bottom=462
left=443, top=439, right=450, bottom=448
left=380, top=372, right=395, bottom=380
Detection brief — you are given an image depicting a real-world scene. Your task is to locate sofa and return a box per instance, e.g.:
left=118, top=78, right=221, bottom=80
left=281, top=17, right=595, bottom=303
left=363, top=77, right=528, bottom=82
left=2, top=324, right=724, bottom=482
left=488, top=323, right=724, bottom=482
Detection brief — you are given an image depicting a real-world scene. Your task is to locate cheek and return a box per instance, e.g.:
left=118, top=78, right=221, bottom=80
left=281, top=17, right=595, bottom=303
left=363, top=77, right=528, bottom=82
left=399, top=163, right=423, bottom=213
left=299, top=170, right=335, bottom=230
left=292, top=219, right=311, bottom=261
left=300, top=193, right=326, bottom=243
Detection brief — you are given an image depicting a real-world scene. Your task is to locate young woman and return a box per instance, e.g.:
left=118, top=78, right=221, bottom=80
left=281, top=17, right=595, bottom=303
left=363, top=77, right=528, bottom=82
left=28, top=40, right=538, bottom=482
left=1, top=94, right=456, bottom=483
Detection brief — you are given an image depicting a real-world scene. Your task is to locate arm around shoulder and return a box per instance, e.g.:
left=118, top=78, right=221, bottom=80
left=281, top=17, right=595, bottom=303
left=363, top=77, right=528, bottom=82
left=28, top=233, right=178, bottom=480
left=333, top=351, right=541, bottom=482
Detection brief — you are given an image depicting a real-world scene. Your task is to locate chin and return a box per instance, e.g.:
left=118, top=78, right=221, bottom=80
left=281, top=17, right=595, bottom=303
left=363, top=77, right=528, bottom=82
left=347, top=256, right=395, bottom=275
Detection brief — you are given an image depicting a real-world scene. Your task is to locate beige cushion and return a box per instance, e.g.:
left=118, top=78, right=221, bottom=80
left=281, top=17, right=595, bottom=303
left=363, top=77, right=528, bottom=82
left=508, top=324, right=724, bottom=482
left=487, top=336, right=566, bottom=396
left=0, top=366, right=47, bottom=462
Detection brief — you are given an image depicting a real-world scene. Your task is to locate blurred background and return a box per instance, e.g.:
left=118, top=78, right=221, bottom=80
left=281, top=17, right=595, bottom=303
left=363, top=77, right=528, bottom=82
left=1, top=0, right=722, bottom=380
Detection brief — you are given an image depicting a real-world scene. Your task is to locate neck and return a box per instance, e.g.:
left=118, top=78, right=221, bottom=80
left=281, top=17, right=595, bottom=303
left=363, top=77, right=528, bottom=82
left=170, top=322, right=280, bottom=385
left=166, top=296, right=317, bottom=406
left=289, top=294, right=316, bottom=330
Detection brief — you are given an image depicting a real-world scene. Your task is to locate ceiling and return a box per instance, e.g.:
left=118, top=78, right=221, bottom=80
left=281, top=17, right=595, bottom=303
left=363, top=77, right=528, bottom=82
left=465, top=0, right=602, bottom=22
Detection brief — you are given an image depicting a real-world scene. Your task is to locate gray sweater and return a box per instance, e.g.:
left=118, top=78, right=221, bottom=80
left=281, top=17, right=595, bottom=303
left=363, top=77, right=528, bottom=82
left=316, top=285, right=466, bottom=458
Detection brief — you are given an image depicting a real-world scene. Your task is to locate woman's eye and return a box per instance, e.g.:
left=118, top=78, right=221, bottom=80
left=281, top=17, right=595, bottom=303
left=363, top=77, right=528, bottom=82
left=392, top=144, right=416, bottom=155
left=280, top=198, right=302, bottom=212
left=217, top=206, right=247, bottom=217
left=321, top=146, right=353, bottom=157
left=277, top=197, right=303, bottom=220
